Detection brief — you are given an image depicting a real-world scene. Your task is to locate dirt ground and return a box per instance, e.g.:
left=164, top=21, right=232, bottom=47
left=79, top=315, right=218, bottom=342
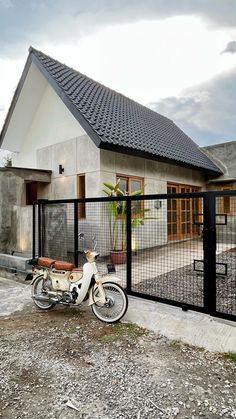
left=0, top=283, right=236, bottom=418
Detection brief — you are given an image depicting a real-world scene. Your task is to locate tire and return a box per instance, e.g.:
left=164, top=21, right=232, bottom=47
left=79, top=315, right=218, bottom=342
left=32, top=275, right=56, bottom=310
left=92, top=281, right=128, bottom=323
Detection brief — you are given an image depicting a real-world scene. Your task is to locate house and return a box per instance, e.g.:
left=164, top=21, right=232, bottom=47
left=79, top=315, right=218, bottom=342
left=0, top=47, right=223, bottom=256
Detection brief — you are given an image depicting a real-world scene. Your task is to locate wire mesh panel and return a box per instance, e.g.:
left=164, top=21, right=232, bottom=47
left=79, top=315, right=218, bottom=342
left=35, top=199, right=127, bottom=289
left=76, top=200, right=127, bottom=288
left=215, top=193, right=236, bottom=317
left=131, top=196, right=204, bottom=308
left=42, top=203, right=75, bottom=263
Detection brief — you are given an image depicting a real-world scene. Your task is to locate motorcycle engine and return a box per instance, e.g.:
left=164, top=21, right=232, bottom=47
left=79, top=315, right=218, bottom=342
left=62, top=292, right=73, bottom=304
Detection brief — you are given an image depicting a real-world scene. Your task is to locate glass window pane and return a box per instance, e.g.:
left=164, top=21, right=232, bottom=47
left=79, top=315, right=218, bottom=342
left=131, top=180, right=141, bottom=193
left=119, top=178, right=128, bottom=194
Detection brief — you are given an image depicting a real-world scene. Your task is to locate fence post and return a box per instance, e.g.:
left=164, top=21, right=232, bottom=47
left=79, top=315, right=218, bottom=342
left=126, top=198, right=132, bottom=293
left=32, top=203, right=36, bottom=258
left=37, top=202, right=42, bottom=257
left=41, top=202, right=45, bottom=256
left=203, top=192, right=216, bottom=314
left=74, top=202, right=79, bottom=267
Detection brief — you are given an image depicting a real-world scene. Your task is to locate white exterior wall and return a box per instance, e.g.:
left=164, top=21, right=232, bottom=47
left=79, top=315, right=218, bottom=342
left=14, top=83, right=86, bottom=169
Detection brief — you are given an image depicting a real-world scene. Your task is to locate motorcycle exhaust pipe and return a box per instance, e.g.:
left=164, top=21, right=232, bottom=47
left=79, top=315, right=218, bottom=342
left=32, top=295, right=59, bottom=303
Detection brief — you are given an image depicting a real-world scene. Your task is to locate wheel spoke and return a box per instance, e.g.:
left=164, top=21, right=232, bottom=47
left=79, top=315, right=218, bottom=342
left=92, top=282, right=128, bottom=323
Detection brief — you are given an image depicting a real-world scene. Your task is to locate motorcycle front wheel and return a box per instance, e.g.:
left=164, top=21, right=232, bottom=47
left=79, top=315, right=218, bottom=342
left=92, top=281, right=128, bottom=323
left=32, top=275, right=56, bottom=310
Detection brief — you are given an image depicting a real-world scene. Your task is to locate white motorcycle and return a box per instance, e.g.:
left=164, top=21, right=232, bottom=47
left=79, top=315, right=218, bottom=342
left=30, top=235, right=128, bottom=323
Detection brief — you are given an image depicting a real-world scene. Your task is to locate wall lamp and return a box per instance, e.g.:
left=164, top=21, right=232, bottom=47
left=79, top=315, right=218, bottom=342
left=58, top=164, right=64, bottom=174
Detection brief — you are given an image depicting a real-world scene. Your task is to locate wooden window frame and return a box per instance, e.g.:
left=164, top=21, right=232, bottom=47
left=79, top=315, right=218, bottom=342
left=219, top=184, right=233, bottom=216
left=116, top=174, right=144, bottom=217
left=77, top=174, right=86, bottom=219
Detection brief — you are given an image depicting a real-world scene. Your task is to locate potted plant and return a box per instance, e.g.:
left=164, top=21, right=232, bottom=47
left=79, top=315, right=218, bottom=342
left=103, top=179, right=155, bottom=264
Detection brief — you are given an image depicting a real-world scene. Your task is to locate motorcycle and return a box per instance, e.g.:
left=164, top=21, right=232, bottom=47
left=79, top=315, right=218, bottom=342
left=29, top=234, right=128, bottom=323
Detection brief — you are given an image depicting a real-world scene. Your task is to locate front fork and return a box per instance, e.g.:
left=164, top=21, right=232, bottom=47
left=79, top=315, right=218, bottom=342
left=88, top=279, right=107, bottom=306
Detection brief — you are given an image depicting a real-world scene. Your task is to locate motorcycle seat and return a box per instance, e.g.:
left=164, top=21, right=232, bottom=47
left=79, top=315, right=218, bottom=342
left=38, top=257, right=56, bottom=268
left=54, top=261, right=75, bottom=271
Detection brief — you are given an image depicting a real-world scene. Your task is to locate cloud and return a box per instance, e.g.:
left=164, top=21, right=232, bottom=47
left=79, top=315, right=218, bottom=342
left=0, top=0, right=236, bottom=58
left=221, top=41, right=236, bottom=54
left=149, top=68, right=236, bottom=146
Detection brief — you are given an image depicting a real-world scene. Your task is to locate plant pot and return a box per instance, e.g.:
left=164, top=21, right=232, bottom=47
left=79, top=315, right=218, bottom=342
left=110, top=250, right=127, bottom=265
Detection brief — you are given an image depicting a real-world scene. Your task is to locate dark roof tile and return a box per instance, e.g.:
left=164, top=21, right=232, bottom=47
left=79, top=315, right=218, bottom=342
left=28, top=48, right=221, bottom=174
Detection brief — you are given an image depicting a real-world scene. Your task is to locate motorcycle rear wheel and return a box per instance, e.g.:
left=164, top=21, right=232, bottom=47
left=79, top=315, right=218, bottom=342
left=32, top=275, right=56, bottom=310
left=92, top=281, right=128, bottom=323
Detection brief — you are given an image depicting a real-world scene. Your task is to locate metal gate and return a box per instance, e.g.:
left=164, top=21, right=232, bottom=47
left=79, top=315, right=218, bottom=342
left=33, top=191, right=236, bottom=322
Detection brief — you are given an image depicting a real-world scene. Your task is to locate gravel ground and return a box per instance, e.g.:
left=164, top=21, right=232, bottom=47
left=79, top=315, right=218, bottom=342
left=0, top=301, right=236, bottom=419
left=133, top=252, right=236, bottom=316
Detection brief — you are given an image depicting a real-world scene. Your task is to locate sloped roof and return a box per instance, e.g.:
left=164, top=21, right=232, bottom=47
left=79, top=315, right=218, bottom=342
left=0, top=47, right=221, bottom=175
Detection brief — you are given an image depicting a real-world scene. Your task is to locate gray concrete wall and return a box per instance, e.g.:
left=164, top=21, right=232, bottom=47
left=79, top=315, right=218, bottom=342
left=0, top=168, right=51, bottom=256
left=36, top=134, right=101, bottom=200
left=99, top=150, right=206, bottom=251
left=203, top=142, right=236, bottom=243
left=203, top=141, right=236, bottom=178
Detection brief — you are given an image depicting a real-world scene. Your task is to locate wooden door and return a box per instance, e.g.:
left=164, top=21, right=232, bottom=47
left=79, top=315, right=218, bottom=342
left=167, top=183, right=201, bottom=241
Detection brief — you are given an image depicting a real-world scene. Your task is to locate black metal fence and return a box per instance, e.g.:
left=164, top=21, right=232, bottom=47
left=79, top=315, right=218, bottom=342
left=33, top=191, right=236, bottom=322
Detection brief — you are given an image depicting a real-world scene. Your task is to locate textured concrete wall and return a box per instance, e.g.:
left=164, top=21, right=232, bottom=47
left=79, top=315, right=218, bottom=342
left=100, top=150, right=206, bottom=191
left=203, top=141, right=236, bottom=178
left=36, top=134, right=101, bottom=200
left=0, top=168, right=51, bottom=256
left=0, top=170, right=24, bottom=253
left=99, top=150, right=206, bottom=250
left=202, top=143, right=236, bottom=243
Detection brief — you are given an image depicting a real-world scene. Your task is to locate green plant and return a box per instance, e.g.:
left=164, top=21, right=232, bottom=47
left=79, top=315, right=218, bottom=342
left=220, top=352, right=236, bottom=363
left=3, top=154, right=12, bottom=167
left=103, top=179, right=157, bottom=251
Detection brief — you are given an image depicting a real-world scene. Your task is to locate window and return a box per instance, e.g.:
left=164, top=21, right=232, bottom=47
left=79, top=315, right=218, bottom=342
left=219, top=184, right=233, bottom=215
left=26, top=182, right=38, bottom=205
left=116, top=174, right=144, bottom=215
left=77, top=174, right=86, bottom=219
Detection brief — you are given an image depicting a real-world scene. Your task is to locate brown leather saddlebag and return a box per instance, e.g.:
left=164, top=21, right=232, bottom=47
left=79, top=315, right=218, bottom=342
left=54, top=261, right=75, bottom=271
left=38, top=257, right=56, bottom=268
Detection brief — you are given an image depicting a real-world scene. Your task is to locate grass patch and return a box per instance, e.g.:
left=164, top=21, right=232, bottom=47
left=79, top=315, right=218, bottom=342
left=97, top=322, right=145, bottom=343
left=170, top=339, right=205, bottom=352
left=67, top=327, right=78, bottom=335
left=221, top=352, right=236, bottom=363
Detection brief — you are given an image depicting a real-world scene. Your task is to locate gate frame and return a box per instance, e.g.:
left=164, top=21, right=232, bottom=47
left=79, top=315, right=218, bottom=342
left=33, top=191, right=236, bottom=322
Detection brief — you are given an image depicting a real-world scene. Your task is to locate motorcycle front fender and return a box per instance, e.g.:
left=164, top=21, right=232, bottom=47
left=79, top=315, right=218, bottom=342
left=101, top=275, right=122, bottom=283
left=74, top=263, right=94, bottom=305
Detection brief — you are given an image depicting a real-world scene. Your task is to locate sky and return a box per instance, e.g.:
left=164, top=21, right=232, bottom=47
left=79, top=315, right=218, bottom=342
left=0, top=0, right=236, bottom=165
